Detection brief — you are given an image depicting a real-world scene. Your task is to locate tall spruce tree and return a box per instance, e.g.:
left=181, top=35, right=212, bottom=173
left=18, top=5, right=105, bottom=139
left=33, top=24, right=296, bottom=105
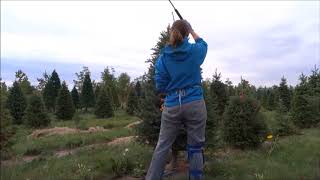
left=210, top=70, right=227, bottom=121
left=275, top=99, right=296, bottom=136
left=15, top=70, right=33, bottom=95
left=291, top=73, right=319, bottom=128
left=80, top=73, right=95, bottom=111
left=43, top=70, right=61, bottom=111
left=136, top=26, right=170, bottom=145
left=94, top=88, right=113, bottom=118
left=56, top=82, right=75, bottom=120
left=71, top=86, right=80, bottom=109
left=101, top=67, right=120, bottom=109
left=74, top=66, right=90, bottom=92
left=6, top=81, right=27, bottom=124
left=94, top=84, right=101, bottom=100
left=1, top=81, right=12, bottom=128
left=126, top=85, right=138, bottom=115
left=278, top=77, right=291, bottom=111
left=308, top=65, right=320, bottom=96
left=24, top=94, right=50, bottom=127
left=203, top=80, right=219, bottom=148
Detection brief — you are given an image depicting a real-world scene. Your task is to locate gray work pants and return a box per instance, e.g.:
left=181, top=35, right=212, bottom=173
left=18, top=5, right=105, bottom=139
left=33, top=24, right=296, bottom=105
left=146, top=99, right=207, bottom=180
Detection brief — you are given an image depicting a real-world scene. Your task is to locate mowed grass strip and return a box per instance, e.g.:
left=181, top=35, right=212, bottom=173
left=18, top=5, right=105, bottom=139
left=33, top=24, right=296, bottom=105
left=206, top=128, right=320, bottom=180
left=1, top=142, right=152, bottom=180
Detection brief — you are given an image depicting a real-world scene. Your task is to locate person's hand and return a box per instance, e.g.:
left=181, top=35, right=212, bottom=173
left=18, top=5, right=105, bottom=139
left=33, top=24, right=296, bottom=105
left=182, top=20, right=193, bottom=33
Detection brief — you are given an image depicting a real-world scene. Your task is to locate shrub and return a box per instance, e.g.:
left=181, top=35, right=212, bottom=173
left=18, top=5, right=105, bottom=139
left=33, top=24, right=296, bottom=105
left=24, top=94, right=51, bottom=128
left=223, top=96, right=267, bottom=149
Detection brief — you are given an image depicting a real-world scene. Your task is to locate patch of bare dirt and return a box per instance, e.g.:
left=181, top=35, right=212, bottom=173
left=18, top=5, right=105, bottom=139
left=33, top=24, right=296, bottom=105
left=125, top=121, right=142, bottom=128
left=107, top=136, right=135, bottom=146
left=28, top=126, right=107, bottom=139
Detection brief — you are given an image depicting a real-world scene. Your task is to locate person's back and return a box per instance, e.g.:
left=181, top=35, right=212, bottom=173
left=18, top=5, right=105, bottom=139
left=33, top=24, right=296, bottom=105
left=155, top=21, right=207, bottom=107
left=146, top=20, right=208, bottom=180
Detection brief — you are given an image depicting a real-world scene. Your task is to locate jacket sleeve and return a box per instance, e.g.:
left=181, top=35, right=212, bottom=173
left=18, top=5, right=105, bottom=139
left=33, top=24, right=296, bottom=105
left=193, top=38, right=208, bottom=65
left=154, top=54, right=170, bottom=94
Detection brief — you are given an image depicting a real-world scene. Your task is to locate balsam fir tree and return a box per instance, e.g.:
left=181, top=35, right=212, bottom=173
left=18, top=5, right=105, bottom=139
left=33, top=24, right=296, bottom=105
left=278, top=77, right=291, bottom=112
left=6, top=81, right=27, bottom=124
left=126, top=85, right=138, bottom=115
left=81, top=73, right=95, bottom=111
left=56, top=82, right=75, bottom=120
left=95, top=88, right=113, bottom=118
left=223, top=95, right=267, bottom=149
left=136, top=26, right=170, bottom=145
left=43, top=70, right=61, bottom=111
left=71, top=86, right=80, bottom=109
left=24, top=94, right=50, bottom=127
left=210, top=70, right=227, bottom=121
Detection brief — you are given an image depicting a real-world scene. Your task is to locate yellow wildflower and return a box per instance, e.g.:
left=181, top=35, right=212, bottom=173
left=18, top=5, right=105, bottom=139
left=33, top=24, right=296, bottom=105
left=267, top=134, right=273, bottom=139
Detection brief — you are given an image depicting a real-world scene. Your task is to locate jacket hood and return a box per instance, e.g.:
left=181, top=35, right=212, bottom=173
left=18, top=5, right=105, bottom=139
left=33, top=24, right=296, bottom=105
left=162, top=37, right=191, bottom=61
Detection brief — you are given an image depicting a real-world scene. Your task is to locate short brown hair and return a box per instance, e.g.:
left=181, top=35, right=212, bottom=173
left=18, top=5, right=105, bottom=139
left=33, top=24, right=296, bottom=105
left=168, top=20, right=189, bottom=48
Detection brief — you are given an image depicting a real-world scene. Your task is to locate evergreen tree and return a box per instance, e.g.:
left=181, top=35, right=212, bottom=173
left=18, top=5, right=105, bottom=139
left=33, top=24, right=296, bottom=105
left=94, top=83, right=101, bottom=100
left=56, top=82, right=75, bottom=120
left=74, top=66, right=90, bottom=92
left=43, top=70, right=61, bottom=111
left=15, top=70, right=33, bottom=95
left=291, top=73, right=320, bottom=128
left=1, top=81, right=12, bottom=128
left=203, top=81, right=219, bottom=148
left=291, top=93, right=314, bottom=128
left=136, top=26, right=170, bottom=146
left=135, top=81, right=142, bottom=97
left=266, top=89, right=275, bottom=110
left=71, top=86, right=80, bottom=109
left=36, top=71, right=50, bottom=91
left=101, top=67, right=120, bottom=109
left=80, top=73, right=95, bottom=111
left=210, top=70, right=227, bottom=121
left=117, top=73, right=131, bottom=109
left=223, top=96, right=267, bottom=149
left=94, top=88, right=113, bottom=118
left=126, top=85, right=138, bottom=115
left=225, top=78, right=235, bottom=98
left=278, top=77, right=291, bottom=111
left=308, top=65, right=320, bottom=96
left=275, top=99, right=296, bottom=136
left=24, top=94, right=50, bottom=127
left=6, top=81, right=27, bottom=124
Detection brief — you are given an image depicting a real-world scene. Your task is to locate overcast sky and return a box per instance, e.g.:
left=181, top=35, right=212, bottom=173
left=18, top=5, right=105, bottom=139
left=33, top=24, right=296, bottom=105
left=1, top=1, right=319, bottom=88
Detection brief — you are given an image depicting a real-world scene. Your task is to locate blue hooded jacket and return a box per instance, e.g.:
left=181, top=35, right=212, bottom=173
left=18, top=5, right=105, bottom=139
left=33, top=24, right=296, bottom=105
left=155, top=37, right=208, bottom=107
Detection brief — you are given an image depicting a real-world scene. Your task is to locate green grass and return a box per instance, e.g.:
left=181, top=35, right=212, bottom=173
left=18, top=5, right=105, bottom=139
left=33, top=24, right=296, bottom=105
left=11, top=128, right=133, bottom=156
left=2, top=110, right=138, bottom=157
left=1, top=142, right=152, bottom=180
left=206, top=128, right=320, bottom=180
left=2, top=110, right=319, bottom=179
left=51, top=110, right=139, bottom=129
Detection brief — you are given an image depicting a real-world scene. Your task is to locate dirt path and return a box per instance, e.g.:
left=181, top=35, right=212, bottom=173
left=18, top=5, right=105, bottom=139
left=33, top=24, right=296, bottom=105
left=28, top=126, right=107, bottom=139
left=1, top=136, right=136, bottom=167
